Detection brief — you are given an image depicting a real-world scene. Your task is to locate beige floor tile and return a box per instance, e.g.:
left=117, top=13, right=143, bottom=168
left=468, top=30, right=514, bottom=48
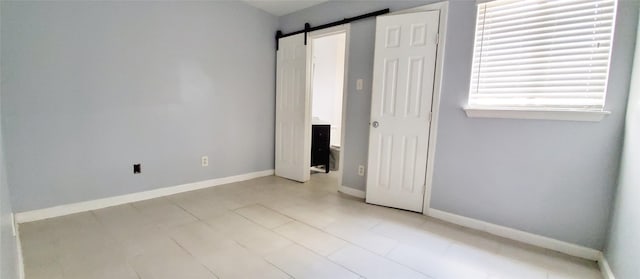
left=21, top=234, right=60, bottom=267
left=544, top=252, right=602, bottom=279
left=131, top=197, right=199, bottom=229
left=324, top=220, right=398, bottom=256
left=328, top=245, right=429, bottom=279
left=170, top=222, right=289, bottom=279
left=370, top=221, right=452, bottom=254
left=31, top=212, right=106, bottom=243
left=201, top=244, right=291, bottom=279
left=169, top=222, right=237, bottom=250
left=496, top=240, right=559, bottom=270
left=24, top=260, right=64, bottom=279
left=235, top=204, right=294, bottom=229
left=361, top=204, right=428, bottom=227
left=421, top=218, right=502, bottom=252
left=92, top=204, right=162, bottom=239
left=322, top=210, right=383, bottom=230
left=273, top=204, right=338, bottom=228
left=62, top=260, right=139, bottom=279
left=204, top=212, right=292, bottom=255
left=264, top=244, right=359, bottom=279
left=169, top=191, right=240, bottom=220
left=20, top=174, right=603, bottom=279
left=387, top=243, right=489, bottom=279
left=19, top=219, right=58, bottom=244
left=274, top=221, right=348, bottom=256
left=444, top=243, right=547, bottom=279
left=129, top=237, right=216, bottom=279
left=487, top=257, right=548, bottom=279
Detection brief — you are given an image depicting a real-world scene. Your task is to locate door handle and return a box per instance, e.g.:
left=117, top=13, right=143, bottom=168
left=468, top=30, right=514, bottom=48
left=372, top=121, right=380, bottom=128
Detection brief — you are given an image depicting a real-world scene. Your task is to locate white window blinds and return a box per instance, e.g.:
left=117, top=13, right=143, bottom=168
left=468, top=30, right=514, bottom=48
left=469, top=0, right=617, bottom=110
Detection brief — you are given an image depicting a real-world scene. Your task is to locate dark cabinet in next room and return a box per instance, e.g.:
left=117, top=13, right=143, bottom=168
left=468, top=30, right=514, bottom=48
left=311, top=124, right=330, bottom=173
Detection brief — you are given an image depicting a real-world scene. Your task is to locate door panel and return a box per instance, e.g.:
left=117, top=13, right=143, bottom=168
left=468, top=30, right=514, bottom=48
left=366, top=11, right=440, bottom=212
left=275, top=34, right=311, bottom=182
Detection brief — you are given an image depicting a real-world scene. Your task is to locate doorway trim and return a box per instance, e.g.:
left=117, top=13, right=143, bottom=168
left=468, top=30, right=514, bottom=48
left=388, top=2, right=449, bottom=214
left=307, top=24, right=351, bottom=189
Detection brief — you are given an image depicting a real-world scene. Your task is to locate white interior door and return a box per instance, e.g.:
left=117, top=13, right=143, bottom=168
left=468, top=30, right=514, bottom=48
left=275, top=34, right=311, bottom=182
left=366, top=11, right=440, bottom=212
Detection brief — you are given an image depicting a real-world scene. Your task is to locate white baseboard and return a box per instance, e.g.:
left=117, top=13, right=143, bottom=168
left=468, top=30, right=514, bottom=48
left=598, top=253, right=616, bottom=279
left=338, top=185, right=365, bottom=199
left=15, top=170, right=274, bottom=223
left=427, top=208, right=601, bottom=261
left=16, top=226, right=25, bottom=279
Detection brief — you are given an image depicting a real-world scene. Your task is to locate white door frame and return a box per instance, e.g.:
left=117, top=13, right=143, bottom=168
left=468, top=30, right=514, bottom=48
left=387, top=2, right=449, bottom=214
left=307, top=24, right=351, bottom=188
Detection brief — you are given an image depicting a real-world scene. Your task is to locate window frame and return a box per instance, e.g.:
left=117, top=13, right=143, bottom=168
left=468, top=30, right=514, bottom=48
left=464, top=0, right=617, bottom=122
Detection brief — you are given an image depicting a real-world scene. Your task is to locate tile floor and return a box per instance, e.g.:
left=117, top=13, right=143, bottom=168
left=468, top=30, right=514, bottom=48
left=20, top=172, right=602, bottom=279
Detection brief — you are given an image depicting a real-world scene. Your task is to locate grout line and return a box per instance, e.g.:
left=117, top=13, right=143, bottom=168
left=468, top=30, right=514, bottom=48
left=169, top=199, right=206, bottom=222
left=123, top=253, right=143, bottom=279
left=88, top=209, right=174, bottom=279
left=197, top=214, right=254, bottom=252
left=287, top=242, right=362, bottom=278
left=264, top=201, right=433, bottom=278
left=261, top=246, right=298, bottom=279
left=270, top=219, right=296, bottom=230
left=324, top=250, right=368, bottom=278
left=169, top=237, right=221, bottom=279
left=383, top=243, right=399, bottom=257
left=380, top=246, right=445, bottom=278
left=264, top=199, right=407, bottom=259
left=250, top=202, right=366, bottom=277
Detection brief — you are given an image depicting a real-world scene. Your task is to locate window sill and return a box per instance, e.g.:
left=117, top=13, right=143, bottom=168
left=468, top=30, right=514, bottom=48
left=463, top=107, right=610, bottom=122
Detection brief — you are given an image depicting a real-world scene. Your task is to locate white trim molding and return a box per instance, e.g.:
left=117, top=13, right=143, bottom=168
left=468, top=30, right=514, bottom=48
left=338, top=185, right=365, bottom=199
left=15, top=170, right=274, bottom=223
left=428, top=208, right=602, bottom=261
left=17, top=226, right=25, bottom=279
left=598, top=253, right=616, bottom=279
left=464, top=107, right=610, bottom=122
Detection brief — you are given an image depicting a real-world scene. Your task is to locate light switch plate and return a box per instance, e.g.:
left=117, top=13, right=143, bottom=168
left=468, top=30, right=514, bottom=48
left=356, top=79, right=364, bottom=90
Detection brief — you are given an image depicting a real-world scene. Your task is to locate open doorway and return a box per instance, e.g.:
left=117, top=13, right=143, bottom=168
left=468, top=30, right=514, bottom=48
left=309, top=26, right=348, bottom=186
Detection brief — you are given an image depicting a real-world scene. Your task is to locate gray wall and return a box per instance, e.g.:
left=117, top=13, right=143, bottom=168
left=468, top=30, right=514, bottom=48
left=1, top=1, right=278, bottom=212
left=605, top=12, right=640, bottom=279
left=1, top=1, right=20, bottom=275
left=280, top=0, right=639, bottom=249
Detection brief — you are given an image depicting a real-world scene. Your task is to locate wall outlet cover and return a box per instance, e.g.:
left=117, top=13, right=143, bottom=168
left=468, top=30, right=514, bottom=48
left=358, top=165, right=365, bottom=176
left=202, top=156, right=209, bottom=167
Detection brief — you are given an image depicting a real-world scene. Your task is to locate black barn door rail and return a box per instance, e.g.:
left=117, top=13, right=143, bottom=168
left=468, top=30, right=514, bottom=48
left=275, top=8, right=390, bottom=50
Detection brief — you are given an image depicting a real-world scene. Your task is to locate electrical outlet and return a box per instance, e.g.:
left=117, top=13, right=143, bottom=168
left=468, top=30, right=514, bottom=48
left=356, top=79, right=364, bottom=91
left=201, top=156, right=209, bottom=167
left=133, top=164, right=141, bottom=174
left=358, top=165, right=365, bottom=176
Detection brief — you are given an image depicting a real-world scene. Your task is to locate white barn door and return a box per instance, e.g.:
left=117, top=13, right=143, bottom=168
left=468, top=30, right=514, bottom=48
left=275, top=34, right=311, bottom=182
left=366, top=11, right=440, bottom=212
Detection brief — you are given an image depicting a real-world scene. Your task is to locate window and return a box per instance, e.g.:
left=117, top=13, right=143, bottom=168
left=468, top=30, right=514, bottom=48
left=467, top=0, right=617, bottom=120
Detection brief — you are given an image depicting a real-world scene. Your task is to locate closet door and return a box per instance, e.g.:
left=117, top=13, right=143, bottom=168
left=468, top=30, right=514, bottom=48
left=366, top=11, right=440, bottom=212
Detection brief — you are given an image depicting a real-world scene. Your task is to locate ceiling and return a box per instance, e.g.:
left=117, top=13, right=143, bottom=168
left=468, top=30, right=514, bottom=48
left=243, top=0, right=330, bottom=17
